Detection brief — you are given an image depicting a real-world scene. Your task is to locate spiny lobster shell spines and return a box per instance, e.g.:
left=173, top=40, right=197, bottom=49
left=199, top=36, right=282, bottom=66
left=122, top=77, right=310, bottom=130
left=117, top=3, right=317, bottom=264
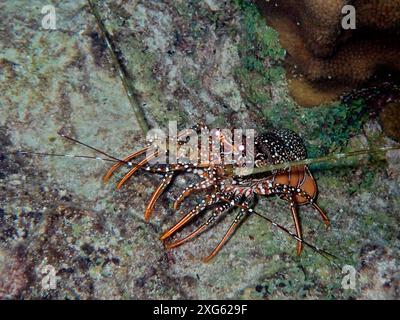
left=103, top=126, right=330, bottom=262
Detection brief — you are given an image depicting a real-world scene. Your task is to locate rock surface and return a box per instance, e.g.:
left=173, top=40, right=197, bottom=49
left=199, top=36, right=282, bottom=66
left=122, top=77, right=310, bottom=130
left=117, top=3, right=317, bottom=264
left=0, top=0, right=399, bottom=299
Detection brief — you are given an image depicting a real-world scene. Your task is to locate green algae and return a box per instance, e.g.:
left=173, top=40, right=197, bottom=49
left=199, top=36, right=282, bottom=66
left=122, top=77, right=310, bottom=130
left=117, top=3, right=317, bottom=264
left=234, top=1, right=371, bottom=159
left=234, top=0, right=285, bottom=106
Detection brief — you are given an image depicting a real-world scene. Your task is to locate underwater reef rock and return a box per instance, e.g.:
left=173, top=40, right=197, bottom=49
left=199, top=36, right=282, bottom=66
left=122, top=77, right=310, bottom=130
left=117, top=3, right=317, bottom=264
left=1, top=0, right=400, bottom=300
left=0, top=247, right=30, bottom=299
left=341, top=82, right=400, bottom=142
left=379, top=102, right=400, bottom=142
left=254, top=0, right=400, bottom=107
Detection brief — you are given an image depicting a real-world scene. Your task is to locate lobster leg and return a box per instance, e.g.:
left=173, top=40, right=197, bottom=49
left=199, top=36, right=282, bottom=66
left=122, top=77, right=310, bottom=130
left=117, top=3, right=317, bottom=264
left=144, top=173, right=174, bottom=221
left=275, top=184, right=329, bottom=254
left=267, top=184, right=306, bottom=255
left=173, top=179, right=214, bottom=210
left=203, top=208, right=247, bottom=262
left=165, top=201, right=234, bottom=249
left=160, top=197, right=215, bottom=241
left=294, top=188, right=330, bottom=227
left=274, top=183, right=330, bottom=228
left=161, top=192, right=233, bottom=241
left=311, top=202, right=330, bottom=227
left=290, top=200, right=303, bottom=256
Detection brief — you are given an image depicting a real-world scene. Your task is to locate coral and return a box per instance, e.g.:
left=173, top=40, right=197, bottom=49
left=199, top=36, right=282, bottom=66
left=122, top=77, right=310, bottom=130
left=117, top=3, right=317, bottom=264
left=235, top=2, right=371, bottom=156
left=254, top=0, right=400, bottom=106
left=357, top=0, right=400, bottom=30
left=305, top=38, right=400, bottom=84
left=256, top=0, right=400, bottom=57
left=287, top=76, right=347, bottom=107
left=257, top=0, right=347, bottom=57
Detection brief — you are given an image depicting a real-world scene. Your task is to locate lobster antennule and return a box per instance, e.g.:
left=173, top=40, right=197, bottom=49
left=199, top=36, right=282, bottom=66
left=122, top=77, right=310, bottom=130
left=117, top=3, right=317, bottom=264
left=116, top=151, right=160, bottom=189
left=103, top=147, right=149, bottom=182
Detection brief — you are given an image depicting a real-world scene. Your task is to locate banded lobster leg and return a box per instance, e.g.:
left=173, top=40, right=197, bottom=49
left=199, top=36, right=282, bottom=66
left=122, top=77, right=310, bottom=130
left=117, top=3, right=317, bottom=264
left=109, top=149, right=172, bottom=221
left=144, top=172, right=175, bottom=221
left=164, top=199, right=236, bottom=249
left=160, top=192, right=231, bottom=241
left=263, top=183, right=329, bottom=255
left=287, top=185, right=330, bottom=227
left=202, top=195, right=254, bottom=262
left=311, top=202, right=330, bottom=227
left=289, top=197, right=303, bottom=256
left=173, top=177, right=216, bottom=210
left=130, top=163, right=207, bottom=221
left=135, top=163, right=205, bottom=221
left=112, top=162, right=212, bottom=221
left=138, top=163, right=197, bottom=222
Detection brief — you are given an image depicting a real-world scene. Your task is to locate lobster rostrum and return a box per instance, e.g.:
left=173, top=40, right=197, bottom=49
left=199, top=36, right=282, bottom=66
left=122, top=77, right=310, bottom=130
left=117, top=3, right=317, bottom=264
left=103, top=124, right=330, bottom=262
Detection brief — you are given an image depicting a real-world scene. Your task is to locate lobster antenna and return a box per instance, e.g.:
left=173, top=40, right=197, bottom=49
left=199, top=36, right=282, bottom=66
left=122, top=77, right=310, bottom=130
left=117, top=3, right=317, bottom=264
left=222, top=197, right=340, bottom=265
left=235, top=145, right=400, bottom=176
left=252, top=209, right=339, bottom=264
left=8, top=132, right=137, bottom=167
left=87, top=0, right=150, bottom=135
left=11, top=150, right=119, bottom=163
left=57, top=131, right=131, bottom=165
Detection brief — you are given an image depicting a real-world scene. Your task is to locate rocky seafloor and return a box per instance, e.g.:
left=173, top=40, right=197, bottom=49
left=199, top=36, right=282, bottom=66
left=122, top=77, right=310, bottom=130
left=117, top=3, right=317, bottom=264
left=0, top=0, right=399, bottom=299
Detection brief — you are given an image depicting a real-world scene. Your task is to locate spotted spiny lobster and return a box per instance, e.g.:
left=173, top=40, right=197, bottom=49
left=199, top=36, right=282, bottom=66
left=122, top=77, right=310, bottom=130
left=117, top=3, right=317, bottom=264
left=102, top=124, right=330, bottom=262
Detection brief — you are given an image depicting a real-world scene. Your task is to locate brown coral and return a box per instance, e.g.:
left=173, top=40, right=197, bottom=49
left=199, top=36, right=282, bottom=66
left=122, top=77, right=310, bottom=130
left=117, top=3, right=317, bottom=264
left=255, top=0, right=400, bottom=107
left=258, top=0, right=348, bottom=58
left=357, top=0, right=400, bottom=30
